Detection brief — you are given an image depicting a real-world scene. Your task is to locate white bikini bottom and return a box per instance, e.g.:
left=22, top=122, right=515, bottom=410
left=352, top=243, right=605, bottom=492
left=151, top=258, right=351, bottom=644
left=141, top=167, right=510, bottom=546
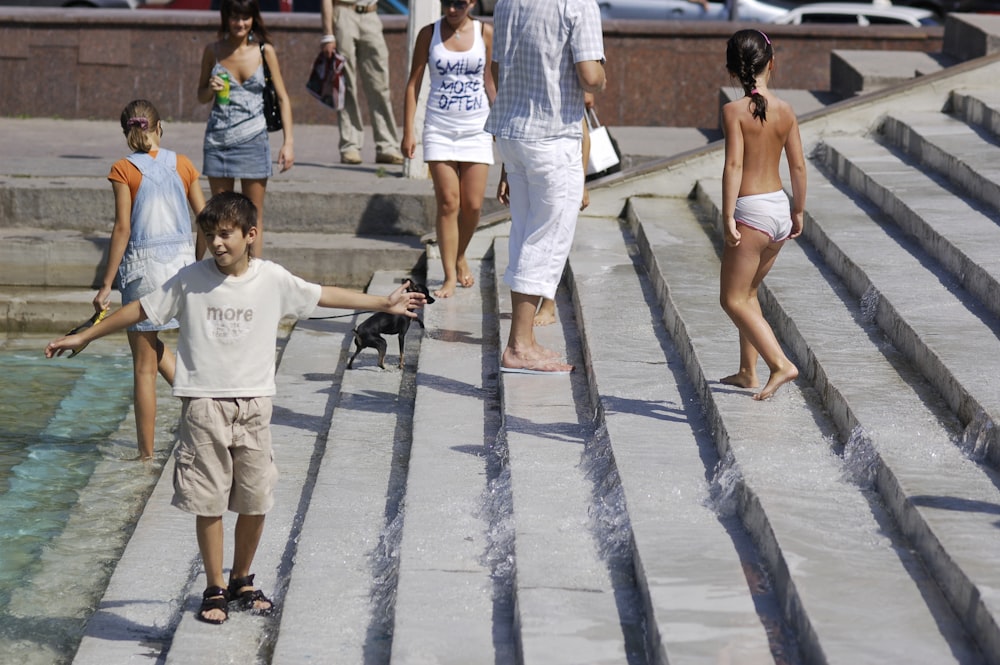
left=734, top=190, right=792, bottom=242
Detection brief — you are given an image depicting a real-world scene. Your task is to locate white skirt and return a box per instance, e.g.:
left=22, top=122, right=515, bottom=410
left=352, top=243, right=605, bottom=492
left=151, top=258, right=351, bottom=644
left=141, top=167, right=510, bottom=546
left=422, top=124, right=495, bottom=164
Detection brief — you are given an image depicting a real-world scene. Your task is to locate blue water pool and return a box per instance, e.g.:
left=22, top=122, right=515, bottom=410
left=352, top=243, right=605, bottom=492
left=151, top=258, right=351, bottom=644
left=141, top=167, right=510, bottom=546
left=0, top=335, right=177, bottom=665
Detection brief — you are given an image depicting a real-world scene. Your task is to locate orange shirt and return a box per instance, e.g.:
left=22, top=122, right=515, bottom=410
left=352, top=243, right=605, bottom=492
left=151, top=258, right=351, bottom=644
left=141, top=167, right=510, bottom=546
left=107, top=149, right=200, bottom=208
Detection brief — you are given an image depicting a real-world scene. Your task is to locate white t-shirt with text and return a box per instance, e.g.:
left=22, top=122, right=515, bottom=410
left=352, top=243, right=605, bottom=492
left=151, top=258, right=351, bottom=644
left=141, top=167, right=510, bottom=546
left=141, top=258, right=322, bottom=398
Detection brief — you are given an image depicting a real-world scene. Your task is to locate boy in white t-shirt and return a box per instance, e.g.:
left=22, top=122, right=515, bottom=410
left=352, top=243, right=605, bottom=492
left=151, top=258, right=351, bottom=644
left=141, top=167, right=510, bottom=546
left=45, top=191, right=426, bottom=625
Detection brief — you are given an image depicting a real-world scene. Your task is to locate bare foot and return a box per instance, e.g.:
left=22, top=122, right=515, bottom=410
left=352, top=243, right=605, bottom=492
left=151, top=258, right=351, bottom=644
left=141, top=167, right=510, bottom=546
left=434, top=280, right=457, bottom=299
left=753, top=364, right=798, bottom=401
left=501, top=346, right=572, bottom=373
left=720, top=370, right=759, bottom=389
left=457, top=258, right=475, bottom=288
left=533, top=309, right=556, bottom=326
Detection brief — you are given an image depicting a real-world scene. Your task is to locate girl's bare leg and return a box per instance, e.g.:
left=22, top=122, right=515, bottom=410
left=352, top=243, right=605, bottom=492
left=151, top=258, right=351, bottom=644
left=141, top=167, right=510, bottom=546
left=720, top=329, right=760, bottom=389
left=720, top=228, right=797, bottom=400
left=127, top=330, right=164, bottom=460
left=456, top=162, right=488, bottom=288
left=429, top=161, right=462, bottom=298
left=240, top=178, right=268, bottom=258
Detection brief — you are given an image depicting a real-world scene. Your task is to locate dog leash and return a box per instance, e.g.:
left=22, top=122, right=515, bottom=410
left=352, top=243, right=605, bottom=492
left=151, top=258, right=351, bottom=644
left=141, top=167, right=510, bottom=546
left=308, top=310, right=373, bottom=320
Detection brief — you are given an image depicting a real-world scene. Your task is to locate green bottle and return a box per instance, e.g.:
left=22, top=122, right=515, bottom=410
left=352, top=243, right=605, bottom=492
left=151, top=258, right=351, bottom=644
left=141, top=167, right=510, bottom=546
left=217, top=73, right=230, bottom=106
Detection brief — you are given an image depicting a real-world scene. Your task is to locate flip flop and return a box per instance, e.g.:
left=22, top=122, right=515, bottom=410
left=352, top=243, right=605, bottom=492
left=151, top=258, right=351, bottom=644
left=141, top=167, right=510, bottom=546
left=500, top=365, right=572, bottom=375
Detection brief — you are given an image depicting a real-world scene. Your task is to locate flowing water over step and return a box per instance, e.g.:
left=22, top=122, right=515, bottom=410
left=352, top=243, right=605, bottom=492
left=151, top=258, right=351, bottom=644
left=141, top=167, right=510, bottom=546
left=0, top=335, right=176, bottom=665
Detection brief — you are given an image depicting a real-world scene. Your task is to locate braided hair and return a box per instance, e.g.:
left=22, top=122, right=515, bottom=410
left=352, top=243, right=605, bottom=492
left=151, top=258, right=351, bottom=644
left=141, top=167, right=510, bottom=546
left=726, top=29, right=773, bottom=123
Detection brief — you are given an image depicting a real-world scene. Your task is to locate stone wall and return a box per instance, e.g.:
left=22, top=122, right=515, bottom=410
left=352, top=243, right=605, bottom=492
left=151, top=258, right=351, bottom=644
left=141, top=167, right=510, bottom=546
left=0, top=7, right=943, bottom=129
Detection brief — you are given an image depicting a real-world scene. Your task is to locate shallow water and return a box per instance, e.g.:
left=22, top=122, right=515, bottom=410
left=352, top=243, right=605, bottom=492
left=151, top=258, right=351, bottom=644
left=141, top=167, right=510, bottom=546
left=0, top=335, right=174, bottom=665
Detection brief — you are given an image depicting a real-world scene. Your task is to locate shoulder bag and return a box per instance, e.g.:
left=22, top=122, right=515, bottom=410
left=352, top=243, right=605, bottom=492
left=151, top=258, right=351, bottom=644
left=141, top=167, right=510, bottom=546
left=260, top=43, right=283, bottom=132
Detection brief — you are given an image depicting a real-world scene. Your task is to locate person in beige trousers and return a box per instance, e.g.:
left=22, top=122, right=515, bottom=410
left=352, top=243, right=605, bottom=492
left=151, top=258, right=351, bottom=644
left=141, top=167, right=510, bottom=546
left=320, top=0, right=405, bottom=165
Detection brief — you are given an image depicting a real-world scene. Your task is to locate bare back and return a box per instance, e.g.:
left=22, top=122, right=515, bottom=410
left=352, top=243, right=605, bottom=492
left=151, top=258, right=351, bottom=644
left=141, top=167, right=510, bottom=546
left=722, top=93, right=798, bottom=197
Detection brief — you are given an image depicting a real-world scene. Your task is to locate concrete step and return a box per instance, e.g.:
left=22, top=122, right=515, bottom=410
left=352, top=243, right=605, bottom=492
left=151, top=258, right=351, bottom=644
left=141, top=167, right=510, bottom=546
left=942, top=12, right=1000, bottom=61
left=493, top=240, right=633, bottom=664
left=567, top=215, right=776, bottom=662
left=387, top=258, right=506, bottom=664
left=271, top=270, right=424, bottom=664
left=878, top=109, right=1000, bottom=212
left=628, top=194, right=986, bottom=664
left=830, top=50, right=955, bottom=97
left=796, top=155, right=1000, bottom=468
left=695, top=178, right=1000, bottom=664
left=0, top=230, right=425, bottom=292
left=817, top=134, right=1000, bottom=321
left=949, top=87, right=1000, bottom=134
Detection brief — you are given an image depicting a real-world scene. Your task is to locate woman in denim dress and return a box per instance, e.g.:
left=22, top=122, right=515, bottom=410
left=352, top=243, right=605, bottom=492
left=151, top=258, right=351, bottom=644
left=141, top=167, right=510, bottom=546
left=198, top=0, right=294, bottom=258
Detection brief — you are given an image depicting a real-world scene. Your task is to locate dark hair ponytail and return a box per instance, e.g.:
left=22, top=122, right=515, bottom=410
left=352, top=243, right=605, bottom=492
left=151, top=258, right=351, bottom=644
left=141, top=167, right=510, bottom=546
left=726, top=29, right=773, bottom=123
left=119, top=99, right=160, bottom=153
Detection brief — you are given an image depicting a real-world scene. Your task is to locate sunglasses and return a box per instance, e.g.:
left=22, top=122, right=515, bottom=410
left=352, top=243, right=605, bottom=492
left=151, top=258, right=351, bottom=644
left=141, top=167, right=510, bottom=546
left=442, top=0, right=470, bottom=8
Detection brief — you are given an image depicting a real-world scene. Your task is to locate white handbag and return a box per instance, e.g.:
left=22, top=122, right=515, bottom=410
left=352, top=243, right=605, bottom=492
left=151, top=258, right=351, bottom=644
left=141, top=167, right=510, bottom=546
left=585, top=107, right=621, bottom=177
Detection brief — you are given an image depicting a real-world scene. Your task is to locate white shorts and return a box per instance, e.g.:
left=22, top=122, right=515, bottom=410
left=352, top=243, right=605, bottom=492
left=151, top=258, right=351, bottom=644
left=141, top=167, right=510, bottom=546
left=423, top=125, right=495, bottom=164
left=734, top=190, right=792, bottom=242
left=496, top=136, right=583, bottom=300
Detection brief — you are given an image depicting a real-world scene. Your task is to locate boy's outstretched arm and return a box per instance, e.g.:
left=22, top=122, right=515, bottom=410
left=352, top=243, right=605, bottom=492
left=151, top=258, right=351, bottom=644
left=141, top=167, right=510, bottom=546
left=45, top=300, right=147, bottom=358
left=317, top=281, right=426, bottom=318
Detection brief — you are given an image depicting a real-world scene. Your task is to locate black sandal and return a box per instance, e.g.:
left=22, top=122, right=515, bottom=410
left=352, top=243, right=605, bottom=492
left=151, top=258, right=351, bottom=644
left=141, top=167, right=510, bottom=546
left=196, top=586, right=230, bottom=625
left=227, top=574, right=274, bottom=615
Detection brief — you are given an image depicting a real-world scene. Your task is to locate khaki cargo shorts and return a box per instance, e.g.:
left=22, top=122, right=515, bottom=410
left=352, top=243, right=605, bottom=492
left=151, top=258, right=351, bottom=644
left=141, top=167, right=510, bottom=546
left=172, top=397, right=278, bottom=516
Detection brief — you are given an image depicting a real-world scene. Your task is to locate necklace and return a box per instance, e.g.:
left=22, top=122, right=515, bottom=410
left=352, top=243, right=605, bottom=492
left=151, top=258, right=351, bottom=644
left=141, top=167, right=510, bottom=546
left=447, top=19, right=471, bottom=38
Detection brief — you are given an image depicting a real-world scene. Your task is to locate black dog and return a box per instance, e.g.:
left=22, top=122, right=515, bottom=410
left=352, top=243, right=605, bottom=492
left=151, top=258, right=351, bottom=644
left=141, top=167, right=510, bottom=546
left=347, top=280, right=435, bottom=370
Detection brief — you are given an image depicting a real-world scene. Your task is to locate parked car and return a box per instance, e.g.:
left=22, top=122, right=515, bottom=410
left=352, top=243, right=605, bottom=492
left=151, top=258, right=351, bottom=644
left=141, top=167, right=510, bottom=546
left=771, top=1, right=938, bottom=24
left=848, top=0, right=1000, bottom=18
left=144, top=0, right=403, bottom=11
left=593, top=0, right=796, bottom=22
left=0, top=0, right=140, bottom=6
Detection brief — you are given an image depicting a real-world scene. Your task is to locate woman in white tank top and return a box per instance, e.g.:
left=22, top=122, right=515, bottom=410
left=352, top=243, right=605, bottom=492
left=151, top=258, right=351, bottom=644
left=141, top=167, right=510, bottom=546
left=402, top=0, right=495, bottom=298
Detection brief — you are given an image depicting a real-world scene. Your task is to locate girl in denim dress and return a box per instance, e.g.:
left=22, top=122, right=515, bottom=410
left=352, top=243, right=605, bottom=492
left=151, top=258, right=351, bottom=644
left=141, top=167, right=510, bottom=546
left=94, top=99, right=205, bottom=460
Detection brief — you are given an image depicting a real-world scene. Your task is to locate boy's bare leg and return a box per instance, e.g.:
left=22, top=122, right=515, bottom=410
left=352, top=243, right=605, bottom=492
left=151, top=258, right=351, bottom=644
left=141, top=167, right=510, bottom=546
left=502, top=292, right=570, bottom=372
left=533, top=298, right=557, bottom=326
left=230, top=513, right=271, bottom=611
left=196, top=515, right=227, bottom=623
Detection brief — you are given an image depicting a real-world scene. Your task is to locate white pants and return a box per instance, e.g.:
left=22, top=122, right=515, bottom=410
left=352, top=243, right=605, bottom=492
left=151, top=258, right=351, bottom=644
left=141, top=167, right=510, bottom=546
left=497, top=136, right=584, bottom=300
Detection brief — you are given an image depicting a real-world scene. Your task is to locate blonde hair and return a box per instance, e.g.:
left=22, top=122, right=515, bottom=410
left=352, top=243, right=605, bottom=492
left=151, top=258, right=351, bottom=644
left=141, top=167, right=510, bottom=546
left=119, top=99, right=161, bottom=153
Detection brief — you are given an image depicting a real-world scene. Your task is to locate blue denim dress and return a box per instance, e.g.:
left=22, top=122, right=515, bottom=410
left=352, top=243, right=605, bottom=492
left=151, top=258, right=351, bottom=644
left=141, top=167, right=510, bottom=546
left=119, top=149, right=196, bottom=332
left=203, top=62, right=271, bottom=179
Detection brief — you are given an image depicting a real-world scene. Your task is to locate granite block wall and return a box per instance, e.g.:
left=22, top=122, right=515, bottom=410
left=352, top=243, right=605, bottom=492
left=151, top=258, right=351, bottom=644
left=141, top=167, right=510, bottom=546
left=0, top=8, right=943, bottom=129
